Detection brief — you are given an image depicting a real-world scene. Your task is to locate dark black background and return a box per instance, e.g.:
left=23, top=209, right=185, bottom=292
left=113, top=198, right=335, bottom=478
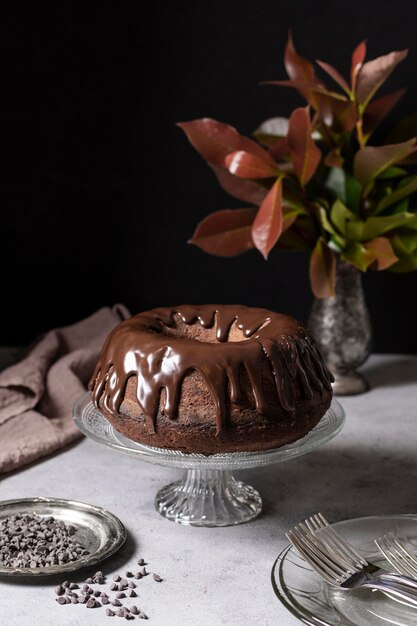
left=2, top=2, right=417, bottom=351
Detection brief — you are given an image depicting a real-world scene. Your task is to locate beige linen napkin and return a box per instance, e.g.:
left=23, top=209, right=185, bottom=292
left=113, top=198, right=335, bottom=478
left=0, top=304, right=130, bottom=474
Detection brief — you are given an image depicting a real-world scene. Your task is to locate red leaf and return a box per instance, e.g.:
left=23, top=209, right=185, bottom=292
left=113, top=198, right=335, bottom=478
left=224, top=150, right=278, bottom=179
left=287, top=107, right=321, bottom=185
left=356, top=49, right=408, bottom=105
left=313, top=91, right=357, bottom=132
left=354, top=138, right=417, bottom=185
left=269, top=137, right=290, bottom=160
left=351, top=40, right=367, bottom=88
left=285, top=32, right=316, bottom=83
left=316, top=60, right=350, bottom=94
left=177, top=118, right=268, bottom=166
left=362, top=88, right=407, bottom=138
left=309, top=238, right=336, bottom=298
left=282, top=33, right=324, bottom=106
left=251, top=179, right=283, bottom=259
left=211, top=166, right=267, bottom=205
left=189, top=208, right=257, bottom=256
left=364, top=237, right=398, bottom=270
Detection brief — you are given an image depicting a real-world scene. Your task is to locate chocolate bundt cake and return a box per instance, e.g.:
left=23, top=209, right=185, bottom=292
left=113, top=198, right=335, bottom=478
left=89, top=304, right=334, bottom=454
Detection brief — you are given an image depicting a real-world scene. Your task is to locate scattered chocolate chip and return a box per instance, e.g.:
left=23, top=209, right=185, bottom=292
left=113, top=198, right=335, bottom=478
left=55, top=585, right=65, bottom=596
left=85, top=577, right=94, bottom=584
left=112, top=599, right=122, bottom=607
left=79, top=595, right=88, bottom=604
left=106, top=608, right=115, bottom=617
left=138, top=612, right=148, bottom=620
left=128, top=581, right=136, bottom=589
left=65, top=597, right=71, bottom=604
left=110, top=583, right=118, bottom=591
left=94, top=590, right=101, bottom=597
left=130, top=606, right=139, bottom=615
left=116, top=609, right=125, bottom=617
left=126, top=571, right=133, bottom=577
left=86, top=598, right=97, bottom=608
left=82, top=584, right=89, bottom=592
left=129, top=590, right=137, bottom=598
left=137, top=559, right=145, bottom=566
left=102, top=596, right=110, bottom=605
left=140, top=568, right=147, bottom=576
left=71, top=597, right=79, bottom=604
left=113, top=574, right=121, bottom=582
left=56, top=597, right=66, bottom=605
left=62, top=580, right=70, bottom=588
left=116, top=592, right=126, bottom=599
left=153, top=574, right=162, bottom=582
left=69, top=583, right=79, bottom=590
left=134, top=572, right=142, bottom=580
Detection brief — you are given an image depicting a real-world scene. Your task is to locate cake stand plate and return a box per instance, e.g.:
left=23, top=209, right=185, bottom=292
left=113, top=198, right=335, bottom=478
left=73, top=394, right=345, bottom=527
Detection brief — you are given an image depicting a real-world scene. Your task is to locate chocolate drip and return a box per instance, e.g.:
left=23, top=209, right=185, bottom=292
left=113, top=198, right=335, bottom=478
left=89, top=305, right=334, bottom=436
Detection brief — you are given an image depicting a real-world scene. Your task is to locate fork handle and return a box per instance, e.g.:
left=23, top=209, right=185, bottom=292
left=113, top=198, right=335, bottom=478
left=365, top=579, right=417, bottom=607
left=379, top=573, right=417, bottom=591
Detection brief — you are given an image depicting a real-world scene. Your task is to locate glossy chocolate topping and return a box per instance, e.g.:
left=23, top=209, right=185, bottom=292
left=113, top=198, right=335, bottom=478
left=89, top=304, right=333, bottom=436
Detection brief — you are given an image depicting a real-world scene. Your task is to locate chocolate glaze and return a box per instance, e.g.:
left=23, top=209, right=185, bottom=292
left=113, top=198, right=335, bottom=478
left=89, top=304, right=334, bottom=436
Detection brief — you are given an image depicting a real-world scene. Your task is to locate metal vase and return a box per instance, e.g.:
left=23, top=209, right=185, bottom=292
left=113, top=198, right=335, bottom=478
left=307, top=260, right=372, bottom=395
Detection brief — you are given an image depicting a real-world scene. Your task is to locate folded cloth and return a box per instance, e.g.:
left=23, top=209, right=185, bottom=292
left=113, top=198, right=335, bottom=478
left=0, top=304, right=130, bottom=474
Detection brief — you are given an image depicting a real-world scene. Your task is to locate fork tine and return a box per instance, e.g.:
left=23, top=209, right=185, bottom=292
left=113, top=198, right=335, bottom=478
left=295, top=524, right=357, bottom=576
left=289, top=528, right=351, bottom=579
left=375, top=535, right=417, bottom=578
left=312, top=512, right=368, bottom=567
left=287, top=531, right=338, bottom=585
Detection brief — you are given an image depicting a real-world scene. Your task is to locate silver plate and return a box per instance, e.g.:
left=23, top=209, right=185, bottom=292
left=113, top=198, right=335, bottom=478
left=0, top=497, right=126, bottom=577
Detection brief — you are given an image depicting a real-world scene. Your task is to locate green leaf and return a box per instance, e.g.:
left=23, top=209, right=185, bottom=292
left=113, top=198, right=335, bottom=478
left=361, top=212, right=417, bottom=240
left=391, top=230, right=417, bottom=255
left=377, top=166, right=407, bottom=179
left=345, top=174, right=362, bottom=213
left=287, top=107, right=321, bottom=185
left=353, top=139, right=417, bottom=186
left=189, top=208, right=257, bottom=256
left=319, top=206, right=338, bottom=236
left=389, top=251, right=417, bottom=272
left=330, top=199, right=356, bottom=235
left=342, top=243, right=375, bottom=271
left=356, top=49, right=408, bottom=106
left=252, top=178, right=283, bottom=258
left=376, top=176, right=417, bottom=212
left=309, top=238, right=336, bottom=298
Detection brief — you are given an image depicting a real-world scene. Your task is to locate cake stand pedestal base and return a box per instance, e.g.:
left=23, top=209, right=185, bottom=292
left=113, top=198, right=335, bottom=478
left=155, top=469, right=262, bottom=527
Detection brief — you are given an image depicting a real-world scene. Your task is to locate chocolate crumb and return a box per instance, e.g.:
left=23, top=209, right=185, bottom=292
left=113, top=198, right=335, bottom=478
left=129, top=590, right=137, bottom=598
left=153, top=574, right=162, bottom=582
left=126, top=571, right=133, bottom=577
left=137, top=559, right=145, bottom=566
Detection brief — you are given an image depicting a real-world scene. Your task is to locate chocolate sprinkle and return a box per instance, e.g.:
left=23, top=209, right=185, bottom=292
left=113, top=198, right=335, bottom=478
left=0, top=513, right=88, bottom=569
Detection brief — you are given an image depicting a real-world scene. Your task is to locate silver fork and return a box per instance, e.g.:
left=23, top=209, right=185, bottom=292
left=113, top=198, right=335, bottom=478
left=287, top=513, right=417, bottom=606
left=375, top=534, right=417, bottom=579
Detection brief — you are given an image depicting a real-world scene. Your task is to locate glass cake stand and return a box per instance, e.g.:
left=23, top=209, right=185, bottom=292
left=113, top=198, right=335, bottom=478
left=73, top=393, right=345, bottom=527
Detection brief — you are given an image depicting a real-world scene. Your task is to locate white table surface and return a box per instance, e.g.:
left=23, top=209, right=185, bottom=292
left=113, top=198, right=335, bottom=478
left=1, top=353, right=417, bottom=626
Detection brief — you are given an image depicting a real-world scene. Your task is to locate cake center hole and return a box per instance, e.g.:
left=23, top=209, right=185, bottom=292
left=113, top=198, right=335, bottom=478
left=161, top=314, right=252, bottom=343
